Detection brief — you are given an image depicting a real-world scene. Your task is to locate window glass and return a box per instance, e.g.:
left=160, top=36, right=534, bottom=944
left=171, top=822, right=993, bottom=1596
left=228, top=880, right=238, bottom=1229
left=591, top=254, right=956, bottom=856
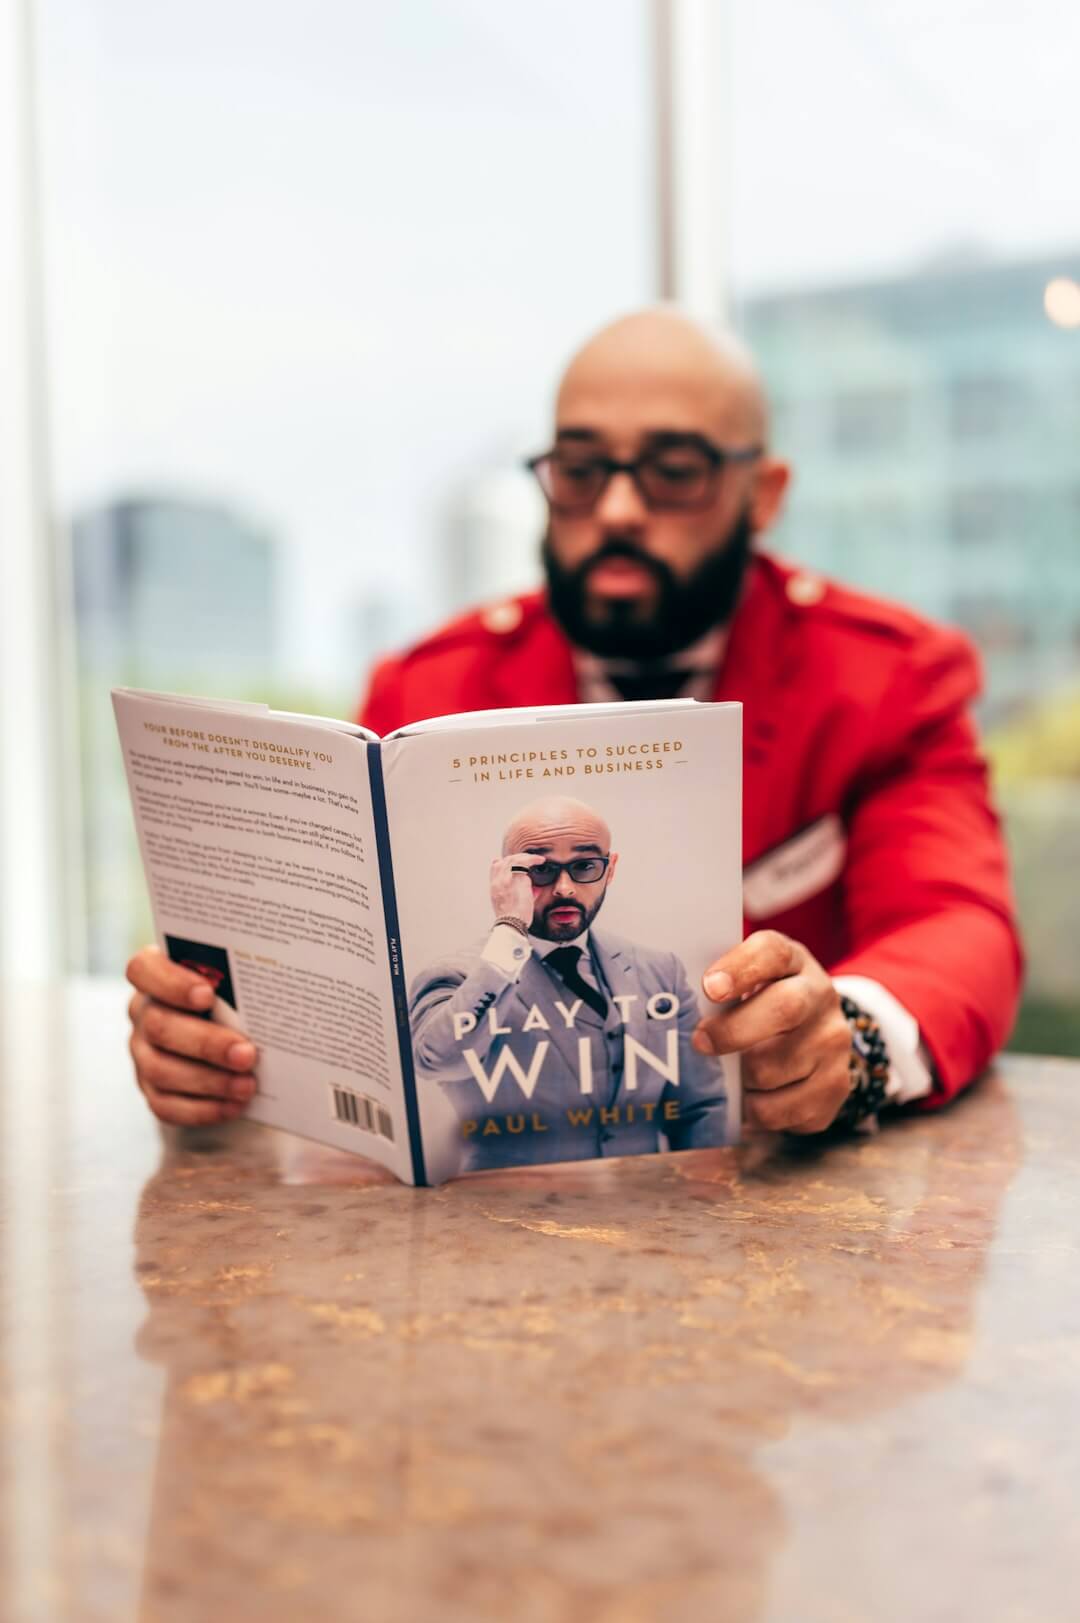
left=36, top=0, right=654, bottom=969
left=730, top=0, right=1080, bottom=1054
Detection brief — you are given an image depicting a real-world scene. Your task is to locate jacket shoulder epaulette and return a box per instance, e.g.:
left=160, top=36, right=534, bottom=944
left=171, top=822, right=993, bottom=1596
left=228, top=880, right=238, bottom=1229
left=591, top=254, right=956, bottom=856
left=763, top=554, right=960, bottom=653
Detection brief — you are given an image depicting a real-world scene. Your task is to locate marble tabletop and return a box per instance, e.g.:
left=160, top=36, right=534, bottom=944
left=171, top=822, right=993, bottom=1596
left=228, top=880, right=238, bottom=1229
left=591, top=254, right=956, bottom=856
left=2, top=979, right=1078, bottom=1623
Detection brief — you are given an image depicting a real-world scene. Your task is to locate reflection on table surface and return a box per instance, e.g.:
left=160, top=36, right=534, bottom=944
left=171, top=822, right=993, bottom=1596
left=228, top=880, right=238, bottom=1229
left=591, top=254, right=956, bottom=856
left=2, top=980, right=1079, bottom=1623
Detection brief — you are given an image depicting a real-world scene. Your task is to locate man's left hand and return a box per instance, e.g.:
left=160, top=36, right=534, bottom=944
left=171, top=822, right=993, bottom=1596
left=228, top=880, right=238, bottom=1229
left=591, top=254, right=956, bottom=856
left=694, top=931, right=852, bottom=1134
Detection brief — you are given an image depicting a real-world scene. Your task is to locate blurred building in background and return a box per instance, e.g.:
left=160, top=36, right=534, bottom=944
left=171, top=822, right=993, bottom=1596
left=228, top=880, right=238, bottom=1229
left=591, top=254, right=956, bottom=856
left=440, top=462, right=544, bottom=615
left=71, top=494, right=279, bottom=968
left=343, top=589, right=420, bottom=710
left=741, top=249, right=1080, bottom=726
left=741, top=249, right=1080, bottom=1050
left=73, top=495, right=277, bottom=685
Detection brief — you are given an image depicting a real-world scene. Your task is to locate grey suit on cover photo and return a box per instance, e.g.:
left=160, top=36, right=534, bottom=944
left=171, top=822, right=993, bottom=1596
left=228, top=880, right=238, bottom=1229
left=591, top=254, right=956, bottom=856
left=408, top=928, right=730, bottom=1172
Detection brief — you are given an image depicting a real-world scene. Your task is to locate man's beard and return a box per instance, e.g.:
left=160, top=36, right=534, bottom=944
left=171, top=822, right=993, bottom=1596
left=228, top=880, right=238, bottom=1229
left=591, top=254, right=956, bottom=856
left=532, top=892, right=605, bottom=943
left=541, top=510, right=754, bottom=661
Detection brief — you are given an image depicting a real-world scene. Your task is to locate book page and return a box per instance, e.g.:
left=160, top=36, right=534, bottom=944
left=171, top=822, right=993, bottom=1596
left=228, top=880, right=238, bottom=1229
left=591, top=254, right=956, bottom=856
left=381, top=702, right=741, bottom=1184
left=113, top=690, right=415, bottom=1182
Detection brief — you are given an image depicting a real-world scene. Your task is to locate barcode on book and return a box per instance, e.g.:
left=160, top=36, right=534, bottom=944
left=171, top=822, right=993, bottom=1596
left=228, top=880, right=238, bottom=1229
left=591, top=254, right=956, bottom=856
left=330, top=1085, right=395, bottom=1141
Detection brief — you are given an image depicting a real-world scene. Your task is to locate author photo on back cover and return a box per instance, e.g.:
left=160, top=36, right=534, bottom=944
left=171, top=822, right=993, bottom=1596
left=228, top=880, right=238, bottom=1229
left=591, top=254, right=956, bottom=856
left=407, top=795, right=730, bottom=1171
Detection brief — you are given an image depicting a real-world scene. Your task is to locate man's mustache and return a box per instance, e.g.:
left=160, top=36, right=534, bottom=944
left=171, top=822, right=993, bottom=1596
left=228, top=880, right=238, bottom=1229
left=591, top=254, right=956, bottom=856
left=577, top=539, right=672, bottom=588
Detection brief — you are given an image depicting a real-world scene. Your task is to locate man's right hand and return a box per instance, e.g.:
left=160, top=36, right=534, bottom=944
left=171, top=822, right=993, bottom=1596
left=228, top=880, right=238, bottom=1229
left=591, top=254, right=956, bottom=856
left=127, top=946, right=259, bottom=1126
left=489, top=852, right=542, bottom=929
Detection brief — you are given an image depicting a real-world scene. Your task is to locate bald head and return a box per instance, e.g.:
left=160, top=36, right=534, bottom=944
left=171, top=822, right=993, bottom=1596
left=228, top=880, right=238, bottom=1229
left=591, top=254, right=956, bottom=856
left=502, top=796, right=611, bottom=856
left=501, top=796, right=618, bottom=943
left=537, top=305, right=789, bottom=663
left=556, top=308, right=768, bottom=447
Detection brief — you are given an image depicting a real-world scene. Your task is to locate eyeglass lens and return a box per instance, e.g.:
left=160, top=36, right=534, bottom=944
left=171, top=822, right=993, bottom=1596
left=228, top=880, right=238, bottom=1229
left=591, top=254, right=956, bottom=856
left=528, top=858, right=608, bottom=885
left=542, top=445, right=715, bottom=511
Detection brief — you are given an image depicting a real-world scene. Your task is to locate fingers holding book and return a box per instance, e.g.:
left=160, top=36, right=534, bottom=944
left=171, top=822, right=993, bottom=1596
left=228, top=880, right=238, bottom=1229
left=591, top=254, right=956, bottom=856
left=126, top=946, right=258, bottom=1127
left=695, top=930, right=852, bottom=1135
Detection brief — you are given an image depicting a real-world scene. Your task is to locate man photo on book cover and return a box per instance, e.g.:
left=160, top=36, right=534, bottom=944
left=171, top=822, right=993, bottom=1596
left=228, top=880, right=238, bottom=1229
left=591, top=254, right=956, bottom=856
left=408, top=795, right=730, bottom=1172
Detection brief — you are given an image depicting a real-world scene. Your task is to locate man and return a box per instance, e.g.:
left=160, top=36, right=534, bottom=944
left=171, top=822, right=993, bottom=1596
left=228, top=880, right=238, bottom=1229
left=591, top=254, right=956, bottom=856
left=409, top=796, right=728, bottom=1172
left=126, top=308, right=1022, bottom=1138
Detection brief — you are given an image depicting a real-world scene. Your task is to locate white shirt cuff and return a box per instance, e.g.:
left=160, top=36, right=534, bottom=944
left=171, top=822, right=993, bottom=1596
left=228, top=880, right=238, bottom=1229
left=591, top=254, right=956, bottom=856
left=480, top=923, right=532, bottom=981
left=832, top=975, right=935, bottom=1106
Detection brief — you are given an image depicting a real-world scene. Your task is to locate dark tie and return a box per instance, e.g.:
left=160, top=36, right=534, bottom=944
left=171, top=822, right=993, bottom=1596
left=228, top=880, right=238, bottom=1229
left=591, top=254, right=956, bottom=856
left=606, top=668, right=706, bottom=703
left=544, top=946, right=608, bottom=1020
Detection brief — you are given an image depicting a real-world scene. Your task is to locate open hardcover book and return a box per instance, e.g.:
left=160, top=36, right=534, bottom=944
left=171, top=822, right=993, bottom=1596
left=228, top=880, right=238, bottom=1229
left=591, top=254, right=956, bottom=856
left=113, top=689, right=743, bottom=1185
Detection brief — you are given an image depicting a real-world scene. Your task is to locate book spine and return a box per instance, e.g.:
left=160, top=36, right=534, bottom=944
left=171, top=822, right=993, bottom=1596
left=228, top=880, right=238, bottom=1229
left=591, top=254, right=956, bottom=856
left=366, top=743, right=428, bottom=1187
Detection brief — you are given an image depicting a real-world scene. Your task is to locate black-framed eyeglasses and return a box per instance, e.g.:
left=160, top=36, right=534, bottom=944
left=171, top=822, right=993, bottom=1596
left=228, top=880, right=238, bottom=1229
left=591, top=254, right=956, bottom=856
left=525, top=435, right=762, bottom=515
left=512, top=856, right=610, bottom=887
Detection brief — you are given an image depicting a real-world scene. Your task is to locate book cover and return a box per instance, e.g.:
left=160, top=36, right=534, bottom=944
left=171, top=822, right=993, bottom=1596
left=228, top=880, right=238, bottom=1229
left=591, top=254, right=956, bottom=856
left=113, top=691, right=741, bottom=1184
left=383, top=701, right=741, bottom=1182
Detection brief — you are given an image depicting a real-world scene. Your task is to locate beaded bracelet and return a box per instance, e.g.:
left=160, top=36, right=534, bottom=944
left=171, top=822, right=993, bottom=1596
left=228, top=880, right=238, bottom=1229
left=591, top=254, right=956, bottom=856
left=835, top=994, right=891, bottom=1128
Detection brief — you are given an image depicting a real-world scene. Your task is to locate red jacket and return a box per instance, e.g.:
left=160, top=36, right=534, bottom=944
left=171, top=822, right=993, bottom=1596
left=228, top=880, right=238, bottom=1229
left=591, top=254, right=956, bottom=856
left=359, top=553, right=1023, bottom=1106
